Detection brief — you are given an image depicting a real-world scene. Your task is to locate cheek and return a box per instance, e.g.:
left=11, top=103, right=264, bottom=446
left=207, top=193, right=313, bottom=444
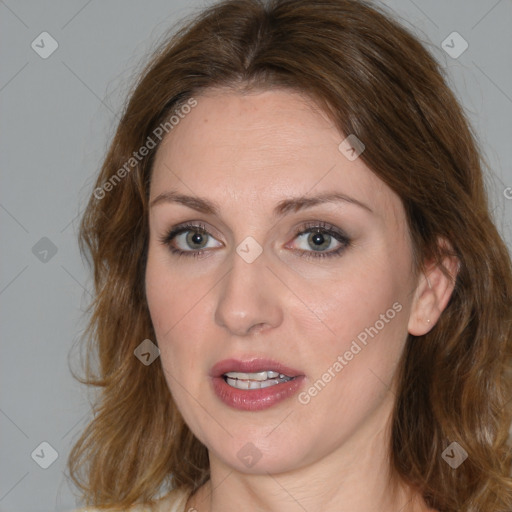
left=145, top=247, right=208, bottom=336
left=290, top=251, right=410, bottom=395
left=300, top=260, right=403, bottom=340
left=293, top=274, right=407, bottom=431
left=145, top=248, right=211, bottom=380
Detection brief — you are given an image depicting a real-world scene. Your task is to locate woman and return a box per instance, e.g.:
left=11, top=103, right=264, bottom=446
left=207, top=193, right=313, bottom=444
left=68, top=0, right=512, bottom=511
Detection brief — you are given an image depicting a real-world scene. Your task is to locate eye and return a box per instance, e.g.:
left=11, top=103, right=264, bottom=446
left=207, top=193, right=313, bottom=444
left=159, top=223, right=223, bottom=258
left=159, top=221, right=350, bottom=260
left=287, top=221, right=351, bottom=259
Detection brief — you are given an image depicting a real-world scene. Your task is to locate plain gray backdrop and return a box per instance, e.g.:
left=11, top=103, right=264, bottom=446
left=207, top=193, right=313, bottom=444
left=1, top=1, right=511, bottom=511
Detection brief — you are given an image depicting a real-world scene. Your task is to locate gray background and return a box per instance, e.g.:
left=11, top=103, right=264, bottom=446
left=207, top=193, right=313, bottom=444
left=1, top=1, right=511, bottom=511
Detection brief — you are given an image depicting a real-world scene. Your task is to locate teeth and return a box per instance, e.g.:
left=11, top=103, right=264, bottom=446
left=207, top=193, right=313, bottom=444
left=225, top=371, right=268, bottom=381
left=223, top=370, right=294, bottom=390
left=225, top=377, right=286, bottom=390
left=224, top=370, right=290, bottom=381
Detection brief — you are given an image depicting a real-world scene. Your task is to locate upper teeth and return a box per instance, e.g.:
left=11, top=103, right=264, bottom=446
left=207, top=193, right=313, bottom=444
left=223, top=370, right=294, bottom=390
left=224, top=370, right=288, bottom=381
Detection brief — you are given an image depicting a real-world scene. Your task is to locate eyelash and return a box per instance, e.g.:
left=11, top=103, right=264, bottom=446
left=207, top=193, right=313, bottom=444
left=158, top=221, right=351, bottom=260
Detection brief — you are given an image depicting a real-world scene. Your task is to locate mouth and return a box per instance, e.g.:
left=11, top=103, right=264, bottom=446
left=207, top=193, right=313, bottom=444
left=210, top=358, right=305, bottom=411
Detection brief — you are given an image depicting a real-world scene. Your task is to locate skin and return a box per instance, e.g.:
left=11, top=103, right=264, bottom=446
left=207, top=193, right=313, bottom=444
left=145, top=88, right=458, bottom=512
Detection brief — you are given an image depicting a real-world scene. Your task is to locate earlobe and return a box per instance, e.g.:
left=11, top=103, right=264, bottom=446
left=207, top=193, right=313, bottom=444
left=408, top=240, right=459, bottom=336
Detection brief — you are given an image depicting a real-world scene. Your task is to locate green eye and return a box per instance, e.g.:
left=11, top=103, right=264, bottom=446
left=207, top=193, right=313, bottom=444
left=159, top=221, right=350, bottom=260
left=288, top=222, right=350, bottom=259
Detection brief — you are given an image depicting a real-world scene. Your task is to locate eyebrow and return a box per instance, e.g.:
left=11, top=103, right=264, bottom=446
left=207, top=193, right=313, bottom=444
left=149, top=190, right=373, bottom=216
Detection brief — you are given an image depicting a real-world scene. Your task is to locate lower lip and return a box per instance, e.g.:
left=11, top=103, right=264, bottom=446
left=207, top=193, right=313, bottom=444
left=211, top=375, right=305, bottom=411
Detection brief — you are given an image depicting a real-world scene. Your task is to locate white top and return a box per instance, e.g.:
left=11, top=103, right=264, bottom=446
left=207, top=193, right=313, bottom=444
left=72, top=487, right=192, bottom=512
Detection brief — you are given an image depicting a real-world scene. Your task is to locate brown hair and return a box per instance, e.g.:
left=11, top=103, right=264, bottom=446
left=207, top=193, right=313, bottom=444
left=67, top=0, right=512, bottom=510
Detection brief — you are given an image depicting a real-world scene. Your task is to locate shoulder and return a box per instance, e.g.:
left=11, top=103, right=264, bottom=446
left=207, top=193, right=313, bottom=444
left=71, top=487, right=192, bottom=512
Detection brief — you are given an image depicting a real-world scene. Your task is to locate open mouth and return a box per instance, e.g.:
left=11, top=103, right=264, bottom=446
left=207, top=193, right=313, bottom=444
left=223, top=370, right=295, bottom=390
left=210, top=358, right=304, bottom=410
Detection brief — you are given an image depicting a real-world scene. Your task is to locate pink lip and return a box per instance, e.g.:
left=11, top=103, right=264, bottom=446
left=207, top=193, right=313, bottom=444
left=210, top=358, right=305, bottom=411
left=210, top=358, right=303, bottom=378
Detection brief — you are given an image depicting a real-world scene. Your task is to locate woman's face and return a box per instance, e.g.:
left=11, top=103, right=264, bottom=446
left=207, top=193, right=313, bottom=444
left=145, top=88, right=420, bottom=474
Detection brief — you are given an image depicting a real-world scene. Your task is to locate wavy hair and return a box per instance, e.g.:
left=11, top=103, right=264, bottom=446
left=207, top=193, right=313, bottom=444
left=67, top=0, right=512, bottom=510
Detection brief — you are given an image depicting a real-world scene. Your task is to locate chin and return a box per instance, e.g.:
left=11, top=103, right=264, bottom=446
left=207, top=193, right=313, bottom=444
left=205, top=430, right=313, bottom=475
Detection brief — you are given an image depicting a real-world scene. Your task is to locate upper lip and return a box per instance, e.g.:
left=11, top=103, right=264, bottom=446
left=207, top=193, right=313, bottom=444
left=210, top=358, right=303, bottom=378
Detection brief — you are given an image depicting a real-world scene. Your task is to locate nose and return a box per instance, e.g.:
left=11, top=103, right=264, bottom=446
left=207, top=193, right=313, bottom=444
left=214, top=248, right=284, bottom=337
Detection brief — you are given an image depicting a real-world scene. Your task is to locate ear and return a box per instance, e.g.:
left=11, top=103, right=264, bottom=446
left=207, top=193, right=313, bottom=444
left=408, top=238, right=460, bottom=336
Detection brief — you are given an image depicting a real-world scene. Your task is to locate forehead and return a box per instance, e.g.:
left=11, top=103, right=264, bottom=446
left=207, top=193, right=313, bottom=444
left=150, top=88, right=402, bottom=225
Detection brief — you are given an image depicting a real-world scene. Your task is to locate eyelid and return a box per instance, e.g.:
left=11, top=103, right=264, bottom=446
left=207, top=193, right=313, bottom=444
left=292, top=220, right=348, bottom=239
left=158, top=222, right=224, bottom=252
left=160, top=222, right=223, bottom=243
left=285, top=221, right=350, bottom=255
left=161, top=220, right=347, bottom=240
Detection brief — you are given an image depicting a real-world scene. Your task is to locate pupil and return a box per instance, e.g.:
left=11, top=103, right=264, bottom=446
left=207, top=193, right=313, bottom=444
left=309, top=232, right=330, bottom=251
left=188, top=231, right=205, bottom=247
left=312, top=233, right=323, bottom=245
